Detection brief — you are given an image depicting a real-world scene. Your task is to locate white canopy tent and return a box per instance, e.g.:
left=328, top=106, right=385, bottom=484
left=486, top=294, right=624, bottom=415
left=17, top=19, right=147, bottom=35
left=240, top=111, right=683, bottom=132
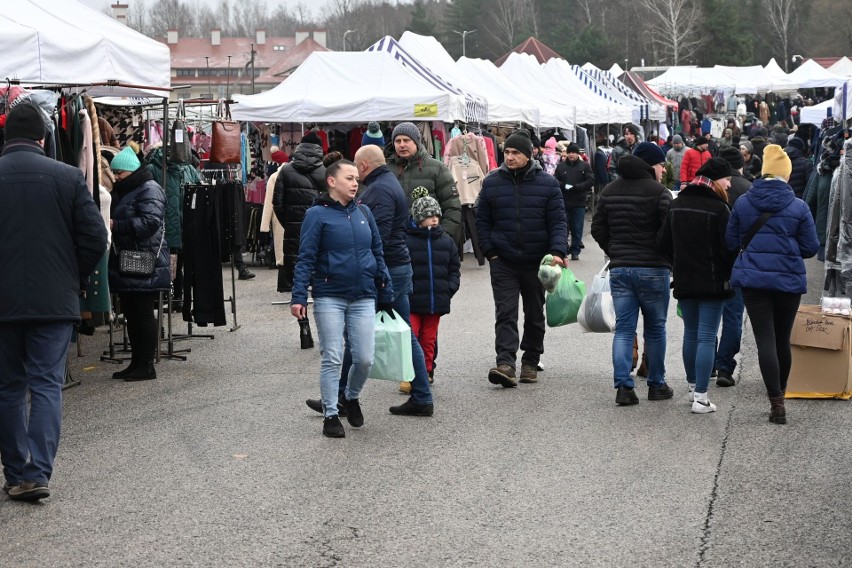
left=648, top=67, right=736, bottom=97
left=609, top=63, right=625, bottom=77
left=231, top=51, right=467, bottom=123
left=789, top=59, right=846, bottom=88
left=833, top=81, right=852, bottom=124
left=0, top=0, right=171, bottom=96
left=578, top=62, right=666, bottom=121
left=539, top=59, right=633, bottom=124
left=396, top=32, right=538, bottom=126
left=455, top=57, right=571, bottom=129
left=800, top=99, right=834, bottom=126
left=829, top=57, right=852, bottom=78
left=714, top=65, right=799, bottom=94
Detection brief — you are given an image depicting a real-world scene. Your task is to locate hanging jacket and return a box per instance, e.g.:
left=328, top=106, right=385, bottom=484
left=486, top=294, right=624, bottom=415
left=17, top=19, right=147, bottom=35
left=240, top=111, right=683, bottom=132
left=406, top=224, right=460, bottom=315
left=804, top=157, right=839, bottom=248
left=726, top=177, right=819, bottom=294
left=146, top=146, right=200, bottom=250
left=833, top=144, right=852, bottom=274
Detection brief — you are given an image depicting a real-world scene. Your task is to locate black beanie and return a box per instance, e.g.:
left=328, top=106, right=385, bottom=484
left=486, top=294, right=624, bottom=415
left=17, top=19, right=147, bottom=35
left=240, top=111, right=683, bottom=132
left=696, top=157, right=732, bottom=181
left=720, top=146, right=744, bottom=170
left=565, top=142, right=580, bottom=154
left=301, top=131, right=322, bottom=146
left=5, top=102, right=46, bottom=141
left=504, top=130, right=534, bottom=159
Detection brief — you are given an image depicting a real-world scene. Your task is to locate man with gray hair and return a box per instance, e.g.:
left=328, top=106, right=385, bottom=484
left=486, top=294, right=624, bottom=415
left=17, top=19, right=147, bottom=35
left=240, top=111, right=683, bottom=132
left=666, top=134, right=686, bottom=191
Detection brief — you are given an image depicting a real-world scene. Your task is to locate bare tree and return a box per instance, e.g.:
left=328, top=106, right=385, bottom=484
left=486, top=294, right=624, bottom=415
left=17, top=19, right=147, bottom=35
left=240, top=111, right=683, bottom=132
left=635, top=0, right=703, bottom=64
left=147, top=0, right=194, bottom=37
left=524, top=0, right=540, bottom=37
left=575, top=0, right=594, bottom=26
left=491, top=0, right=522, bottom=51
left=761, top=0, right=797, bottom=71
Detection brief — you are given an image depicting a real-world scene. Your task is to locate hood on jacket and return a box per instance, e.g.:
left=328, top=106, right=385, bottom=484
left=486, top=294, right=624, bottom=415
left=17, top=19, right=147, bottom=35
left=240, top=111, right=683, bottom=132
left=291, top=143, right=324, bottom=173
left=744, top=177, right=796, bottom=213
left=615, top=154, right=656, bottom=180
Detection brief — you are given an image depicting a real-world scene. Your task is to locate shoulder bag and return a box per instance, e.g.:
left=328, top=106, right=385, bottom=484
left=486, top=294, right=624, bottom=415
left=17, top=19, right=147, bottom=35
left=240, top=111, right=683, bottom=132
left=210, top=100, right=241, bottom=164
left=739, top=211, right=773, bottom=254
left=115, top=229, right=164, bottom=277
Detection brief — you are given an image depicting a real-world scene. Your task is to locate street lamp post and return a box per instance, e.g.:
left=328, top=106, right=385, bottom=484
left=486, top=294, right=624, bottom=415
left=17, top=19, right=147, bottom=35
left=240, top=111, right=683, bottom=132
left=343, top=29, right=356, bottom=52
left=451, top=29, right=477, bottom=58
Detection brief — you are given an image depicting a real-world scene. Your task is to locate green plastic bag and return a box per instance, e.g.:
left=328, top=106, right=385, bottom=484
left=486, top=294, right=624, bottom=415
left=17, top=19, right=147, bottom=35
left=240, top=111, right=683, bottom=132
left=546, top=267, right=586, bottom=327
left=368, top=310, right=415, bottom=381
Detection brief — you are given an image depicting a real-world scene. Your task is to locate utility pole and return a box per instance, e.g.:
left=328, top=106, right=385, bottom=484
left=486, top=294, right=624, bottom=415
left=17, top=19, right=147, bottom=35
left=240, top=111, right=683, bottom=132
left=250, top=43, right=257, bottom=95
left=225, top=55, right=232, bottom=99
left=205, top=56, right=211, bottom=99
left=451, top=29, right=477, bottom=58
left=343, top=29, right=355, bottom=52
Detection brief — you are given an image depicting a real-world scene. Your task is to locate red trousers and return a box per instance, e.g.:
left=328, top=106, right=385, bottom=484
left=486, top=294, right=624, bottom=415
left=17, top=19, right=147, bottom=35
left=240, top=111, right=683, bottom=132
left=410, top=313, right=442, bottom=373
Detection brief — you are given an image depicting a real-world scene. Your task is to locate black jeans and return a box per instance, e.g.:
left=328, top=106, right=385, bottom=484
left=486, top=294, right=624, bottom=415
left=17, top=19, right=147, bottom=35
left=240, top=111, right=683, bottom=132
left=743, top=288, right=801, bottom=397
left=118, top=292, right=158, bottom=366
left=489, top=258, right=546, bottom=367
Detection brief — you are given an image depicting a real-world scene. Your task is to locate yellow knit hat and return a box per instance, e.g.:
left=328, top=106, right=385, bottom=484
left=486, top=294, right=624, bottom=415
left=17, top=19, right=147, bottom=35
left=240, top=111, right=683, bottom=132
left=761, top=144, right=792, bottom=181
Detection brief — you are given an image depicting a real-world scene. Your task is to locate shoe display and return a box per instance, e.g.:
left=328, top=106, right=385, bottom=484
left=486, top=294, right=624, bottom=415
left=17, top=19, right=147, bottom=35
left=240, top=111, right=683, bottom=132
left=238, top=268, right=256, bottom=280
left=615, top=386, right=639, bottom=406
left=389, top=397, right=434, bottom=416
left=323, top=416, right=345, bottom=438
left=8, top=481, right=50, bottom=502
left=519, top=363, right=538, bottom=384
left=716, top=370, right=736, bottom=387
left=488, top=364, right=517, bottom=388
left=648, top=383, right=674, bottom=400
left=305, top=398, right=348, bottom=418
left=398, top=381, right=412, bottom=394
left=691, top=392, right=717, bottom=414
left=123, top=363, right=157, bottom=382
left=344, top=397, right=364, bottom=428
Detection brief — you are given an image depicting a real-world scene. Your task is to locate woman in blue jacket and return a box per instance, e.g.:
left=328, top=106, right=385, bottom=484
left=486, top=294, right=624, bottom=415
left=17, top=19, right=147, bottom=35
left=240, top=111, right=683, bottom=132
left=726, top=145, right=819, bottom=424
left=291, top=158, right=393, bottom=439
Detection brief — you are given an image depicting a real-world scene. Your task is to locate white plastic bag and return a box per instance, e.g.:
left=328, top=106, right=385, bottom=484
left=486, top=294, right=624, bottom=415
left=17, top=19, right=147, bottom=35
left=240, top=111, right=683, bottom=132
left=578, top=261, right=616, bottom=333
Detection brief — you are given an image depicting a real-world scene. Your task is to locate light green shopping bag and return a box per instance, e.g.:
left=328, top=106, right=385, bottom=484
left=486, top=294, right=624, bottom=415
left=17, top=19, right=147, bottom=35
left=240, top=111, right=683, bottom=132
left=368, top=310, right=415, bottom=381
left=546, top=267, right=586, bottom=327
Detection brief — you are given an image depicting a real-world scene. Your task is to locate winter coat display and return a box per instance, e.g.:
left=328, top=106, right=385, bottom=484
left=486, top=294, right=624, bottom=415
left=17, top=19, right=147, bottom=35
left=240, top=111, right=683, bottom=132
left=0, top=140, right=107, bottom=323
left=260, top=165, right=284, bottom=265
left=659, top=184, right=735, bottom=300
left=406, top=224, right=461, bottom=315
left=784, top=146, right=813, bottom=199
left=804, top=157, right=839, bottom=248
left=680, top=147, right=711, bottom=185
left=554, top=158, right=594, bottom=209
left=475, top=160, right=568, bottom=268
left=726, top=178, right=819, bottom=294
left=357, top=165, right=411, bottom=268
left=388, top=146, right=461, bottom=241
left=831, top=144, right=852, bottom=274
left=291, top=194, right=392, bottom=306
left=591, top=154, right=672, bottom=269
left=108, top=168, right=170, bottom=292
left=146, top=146, right=201, bottom=250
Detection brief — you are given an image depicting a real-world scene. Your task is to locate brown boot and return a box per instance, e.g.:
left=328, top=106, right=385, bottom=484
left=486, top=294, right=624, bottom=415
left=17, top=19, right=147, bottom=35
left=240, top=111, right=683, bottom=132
left=636, top=352, right=649, bottom=378
left=631, top=335, right=639, bottom=371
left=769, top=394, right=786, bottom=424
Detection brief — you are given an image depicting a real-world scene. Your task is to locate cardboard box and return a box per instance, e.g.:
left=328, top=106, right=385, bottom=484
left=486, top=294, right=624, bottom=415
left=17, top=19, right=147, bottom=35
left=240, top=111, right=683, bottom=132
left=787, top=304, right=852, bottom=399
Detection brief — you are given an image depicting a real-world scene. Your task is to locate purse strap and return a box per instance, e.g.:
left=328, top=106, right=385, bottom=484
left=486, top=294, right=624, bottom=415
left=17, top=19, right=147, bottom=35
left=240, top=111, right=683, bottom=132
left=740, top=212, right=773, bottom=252
left=217, top=99, right=232, bottom=121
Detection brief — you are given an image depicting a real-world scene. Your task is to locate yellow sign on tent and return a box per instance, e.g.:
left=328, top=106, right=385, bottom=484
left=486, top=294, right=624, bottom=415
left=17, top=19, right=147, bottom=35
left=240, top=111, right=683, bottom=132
left=414, top=104, right=438, bottom=117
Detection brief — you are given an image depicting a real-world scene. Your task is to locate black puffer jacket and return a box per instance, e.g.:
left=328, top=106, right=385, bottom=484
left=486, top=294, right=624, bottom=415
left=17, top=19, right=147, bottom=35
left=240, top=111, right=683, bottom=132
left=727, top=171, right=752, bottom=208
left=591, top=154, right=672, bottom=269
left=475, top=160, right=568, bottom=268
left=658, top=184, right=735, bottom=300
left=554, top=157, right=594, bottom=209
left=784, top=146, right=813, bottom=199
left=109, top=168, right=170, bottom=292
left=406, top=225, right=460, bottom=315
left=272, top=142, right=326, bottom=273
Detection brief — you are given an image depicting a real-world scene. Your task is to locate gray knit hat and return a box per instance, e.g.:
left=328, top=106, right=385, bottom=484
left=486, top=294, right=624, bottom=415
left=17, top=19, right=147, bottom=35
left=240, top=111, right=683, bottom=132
left=410, top=187, right=442, bottom=225
left=391, top=122, right=421, bottom=147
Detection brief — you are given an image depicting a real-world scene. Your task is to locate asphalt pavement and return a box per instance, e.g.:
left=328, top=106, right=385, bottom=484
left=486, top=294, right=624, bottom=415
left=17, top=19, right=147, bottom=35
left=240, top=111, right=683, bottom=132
left=1, top=224, right=850, bottom=567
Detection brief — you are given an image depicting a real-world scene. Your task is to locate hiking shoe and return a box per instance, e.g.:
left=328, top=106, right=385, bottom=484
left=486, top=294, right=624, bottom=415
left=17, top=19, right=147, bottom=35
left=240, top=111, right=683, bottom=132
left=305, top=398, right=348, bottom=418
left=123, top=363, right=156, bottom=382
left=615, top=386, right=639, bottom=406
left=389, top=397, right=434, bottom=417
left=399, top=381, right=412, bottom=394
left=344, top=397, right=364, bottom=428
left=488, top=364, right=517, bottom=388
left=636, top=359, right=649, bottom=378
left=716, top=370, right=736, bottom=387
left=3, top=482, right=18, bottom=495
left=519, top=363, right=538, bottom=383
left=238, top=268, right=256, bottom=280
left=648, top=383, right=674, bottom=400
left=691, top=393, right=717, bottom=414
left=8, top=481, right=50, bottom=502
left=322, top=416, right=345, bottom=438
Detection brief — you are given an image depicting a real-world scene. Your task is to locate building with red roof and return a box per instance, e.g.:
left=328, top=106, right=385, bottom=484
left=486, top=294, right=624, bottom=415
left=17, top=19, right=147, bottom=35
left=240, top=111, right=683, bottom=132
left=494, top=37, right=563, bottom=66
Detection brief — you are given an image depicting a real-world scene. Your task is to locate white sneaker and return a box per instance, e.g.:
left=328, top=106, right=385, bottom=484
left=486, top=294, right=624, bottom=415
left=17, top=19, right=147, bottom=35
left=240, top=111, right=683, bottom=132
left=686, top=383, right=696, bottom=402
left=691, top=392, right=717, bottom=414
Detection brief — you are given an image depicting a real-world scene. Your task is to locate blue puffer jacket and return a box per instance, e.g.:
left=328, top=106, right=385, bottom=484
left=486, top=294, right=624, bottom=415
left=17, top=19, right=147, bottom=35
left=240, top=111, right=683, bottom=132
left=475, top=160, right=567, bottom=268
left=406, top=225, right=461, bottom=315
left=109, top=169, right=170, bottom=292
left=292, top=194, right=393, bottom=306
left=358, top=165, right=411, bottom=268
left=726, top=177, right=819, bottom=294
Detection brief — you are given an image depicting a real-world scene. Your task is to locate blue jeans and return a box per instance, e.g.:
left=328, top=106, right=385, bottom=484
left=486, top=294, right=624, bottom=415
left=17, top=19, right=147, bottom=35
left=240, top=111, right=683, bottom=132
left=567, top=207, right=585, bottom=257
left=339, top=265, right=433, bottom=405
left=680, top=299, right=725, bottom=393
left=0, top=322, right=73, bottom=485
left=610, top=267, right=671, bottom=389
left=314, top=297, right=375, bottom=418
left=714, top=288, right=744, bottom=374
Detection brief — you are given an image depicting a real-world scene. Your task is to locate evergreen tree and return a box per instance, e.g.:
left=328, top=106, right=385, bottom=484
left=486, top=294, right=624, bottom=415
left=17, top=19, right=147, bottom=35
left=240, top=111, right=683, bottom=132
left=408, top=1, right=435, bottom=36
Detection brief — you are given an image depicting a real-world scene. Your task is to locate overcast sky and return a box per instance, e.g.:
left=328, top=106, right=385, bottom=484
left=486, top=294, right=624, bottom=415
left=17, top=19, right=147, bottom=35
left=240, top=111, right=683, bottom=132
left=80, top=0, right=335, bottom=19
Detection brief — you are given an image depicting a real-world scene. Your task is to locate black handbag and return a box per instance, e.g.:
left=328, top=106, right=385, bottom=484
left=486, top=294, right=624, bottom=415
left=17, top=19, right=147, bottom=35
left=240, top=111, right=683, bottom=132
left=115, top=229, right=164, bottom=277
left=169, top=99, right=191, bottom=164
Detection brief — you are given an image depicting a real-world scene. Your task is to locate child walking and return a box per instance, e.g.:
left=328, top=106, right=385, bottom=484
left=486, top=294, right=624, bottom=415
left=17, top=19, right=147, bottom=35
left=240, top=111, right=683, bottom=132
left=406, top=189, right=461, bottom=382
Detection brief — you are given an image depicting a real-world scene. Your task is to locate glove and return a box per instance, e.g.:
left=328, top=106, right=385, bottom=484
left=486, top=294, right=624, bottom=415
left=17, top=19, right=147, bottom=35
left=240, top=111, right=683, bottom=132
left=377, top=303, right=395, bottom=316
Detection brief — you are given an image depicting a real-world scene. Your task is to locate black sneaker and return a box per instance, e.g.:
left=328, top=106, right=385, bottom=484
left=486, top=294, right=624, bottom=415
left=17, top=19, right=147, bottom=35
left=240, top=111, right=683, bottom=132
left=345, top=397, right=364, bottom=427
left=615, top=386, right=639, bottom=406
left=648, top=383, right=674, bottom=400
left=8, top=481, right=50, bottom=502
left=716, top=370, right=736, bottom=387
left=238, top=269, right=256, bottom=280
left=305, top=398, right=348, bottom=418
left=323, top=416, right=345, bottom=438
left=389, top=397, right=434, bottom=416
left=123, top=363, right=157, bottom=382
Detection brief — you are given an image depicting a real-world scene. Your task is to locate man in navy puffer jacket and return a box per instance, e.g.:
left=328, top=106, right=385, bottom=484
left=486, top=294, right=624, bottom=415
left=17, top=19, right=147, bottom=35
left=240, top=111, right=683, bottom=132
left=475, top=130, right=567, bottom=387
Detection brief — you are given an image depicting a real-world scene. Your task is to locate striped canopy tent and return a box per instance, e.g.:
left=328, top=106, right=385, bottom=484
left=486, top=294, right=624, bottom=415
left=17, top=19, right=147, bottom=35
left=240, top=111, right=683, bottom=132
left=532, top=57, right=631, bottom=124
left=580, top=62, right=667, bottom=121
left=367, top=36, right=488, bottom=124
left=618, top=71, right=678, bottom=111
